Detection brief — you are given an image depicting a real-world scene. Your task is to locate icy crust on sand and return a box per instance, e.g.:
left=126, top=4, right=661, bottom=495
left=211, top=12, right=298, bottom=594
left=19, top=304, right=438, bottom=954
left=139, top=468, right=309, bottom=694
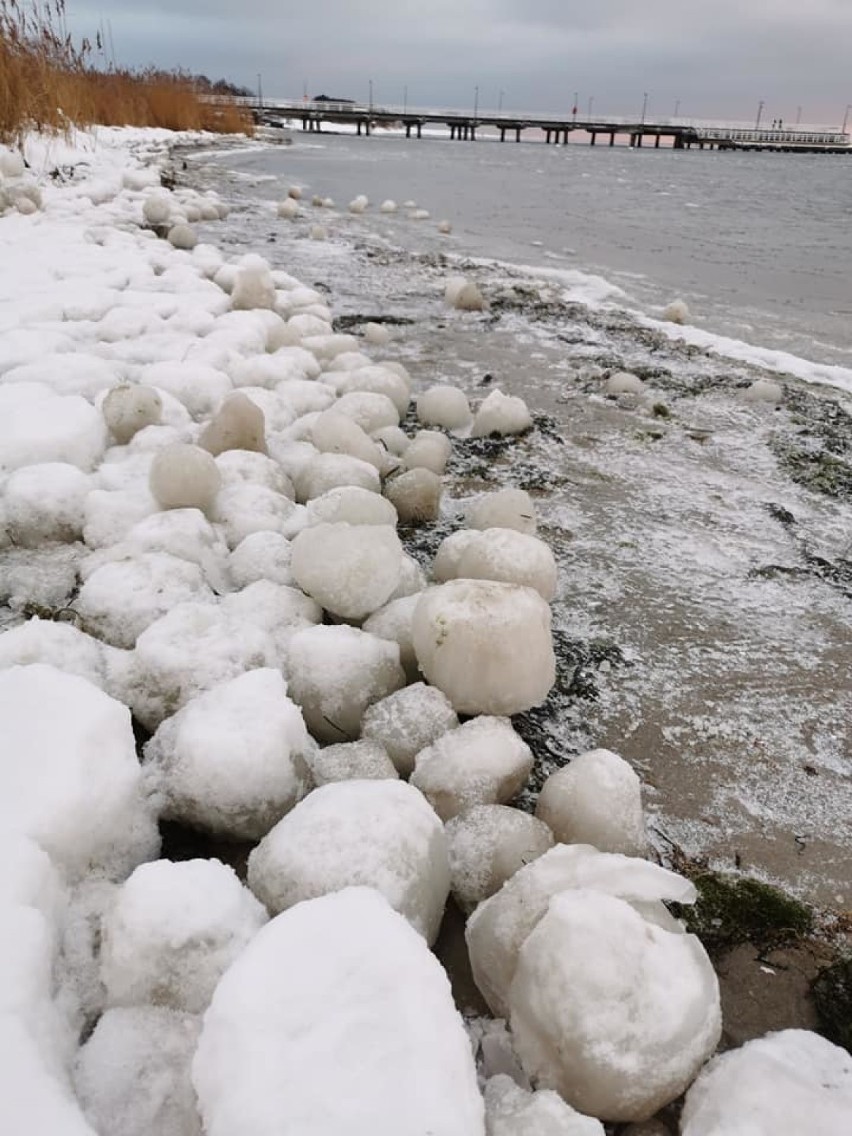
left=192, top=888, right=485, bottom=1136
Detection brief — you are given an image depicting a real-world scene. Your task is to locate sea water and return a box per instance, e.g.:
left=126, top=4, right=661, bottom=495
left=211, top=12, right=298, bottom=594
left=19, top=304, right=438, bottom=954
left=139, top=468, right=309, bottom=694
left=211, top=129, right=852, bottom=371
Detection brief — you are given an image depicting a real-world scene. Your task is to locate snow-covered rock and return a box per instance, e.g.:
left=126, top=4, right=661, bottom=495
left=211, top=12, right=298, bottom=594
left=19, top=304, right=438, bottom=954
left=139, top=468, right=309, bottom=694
left=412, top=580, right=555, bottom=714
left=680, top=1028, right=852, bottom=1136
left=145, top=668, right=313, bottom=840
left=247, top=780, right=450, bottom=943
left=411, top=716, right=534, bottom=820
left=535, top=749, right=647, bottom=856
left=192, top=888, right=484, bottom=1136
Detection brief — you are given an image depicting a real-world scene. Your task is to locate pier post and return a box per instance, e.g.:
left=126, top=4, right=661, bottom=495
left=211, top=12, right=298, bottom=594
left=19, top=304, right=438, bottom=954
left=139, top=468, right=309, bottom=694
left=654, top=134, right=660, bottom=148
left=590, top=132, right=596, bottom=146
left=406, top=123, right=411, bottom=138
left=609, top=132, right=615, bottom=146
left=515, top=127, right=521, bottom=142
left=500, top=127, right=506, bottom=142
left=356, top=121, right=362, bottom=136
left=417, top=123, right=422, bottom=138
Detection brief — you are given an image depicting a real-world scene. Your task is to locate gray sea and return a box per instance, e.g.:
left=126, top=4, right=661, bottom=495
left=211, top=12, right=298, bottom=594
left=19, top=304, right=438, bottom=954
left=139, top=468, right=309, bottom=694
left=185, top=131, right=852, bottom=909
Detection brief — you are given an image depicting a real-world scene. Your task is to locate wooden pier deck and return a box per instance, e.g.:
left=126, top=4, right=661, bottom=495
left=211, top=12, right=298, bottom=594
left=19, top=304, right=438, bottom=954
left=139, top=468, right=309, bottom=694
left=241, top=99, right=851, bottom=154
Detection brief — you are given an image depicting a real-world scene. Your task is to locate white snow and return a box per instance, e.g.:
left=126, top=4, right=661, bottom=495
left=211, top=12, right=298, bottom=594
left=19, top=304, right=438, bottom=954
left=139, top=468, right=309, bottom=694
left=192, top=888, right=484, bottom=1136
left=360, top=681, right=459, bottom=777
left=445, top=804, right=554, bottom=913
left=290, top=521, right=404, bottom=619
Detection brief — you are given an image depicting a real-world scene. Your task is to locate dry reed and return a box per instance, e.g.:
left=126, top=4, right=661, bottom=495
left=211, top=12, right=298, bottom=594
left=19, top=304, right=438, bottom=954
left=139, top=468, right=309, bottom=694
left=1, top=0, right=254, bottom=145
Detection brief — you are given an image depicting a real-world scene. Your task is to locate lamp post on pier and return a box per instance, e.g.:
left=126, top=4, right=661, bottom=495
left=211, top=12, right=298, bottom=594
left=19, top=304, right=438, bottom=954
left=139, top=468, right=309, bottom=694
left=842, top=104, right=851, bottom=134
left=641, top=91, right=648, bottom=125
left=572, top=91, right=578, bottom=120
left=755, top=99, right=764, bottom=130
left=498, top=89, right=504, bottom=113
left=257, top=73, right=263, bottom=108
left=587, top=95, right=594, bottom=118
left=674, top=98, right=680, bottom=118
left=368, top=79, right=373, bottom=114
left=473, top=85, right=479, bottom=124
left=403, top=85, right=408, bottom=114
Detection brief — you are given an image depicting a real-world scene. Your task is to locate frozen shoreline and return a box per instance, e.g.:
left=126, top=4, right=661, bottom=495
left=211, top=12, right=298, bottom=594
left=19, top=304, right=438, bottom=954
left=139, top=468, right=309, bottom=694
left=1, top=127, right=850, bottom=1134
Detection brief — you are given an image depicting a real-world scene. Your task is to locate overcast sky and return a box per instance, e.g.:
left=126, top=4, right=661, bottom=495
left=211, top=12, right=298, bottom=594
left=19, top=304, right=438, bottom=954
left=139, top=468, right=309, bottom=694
left=70, top=0, right=851, bottom=126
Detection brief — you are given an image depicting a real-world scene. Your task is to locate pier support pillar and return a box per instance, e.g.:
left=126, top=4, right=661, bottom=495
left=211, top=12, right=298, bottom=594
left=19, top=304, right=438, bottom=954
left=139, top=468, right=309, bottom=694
left=563, top=130, right=570, bottom=144
left=609, top=132, right=615, bottom=146
left=356, top=121, right=362, bottom=136
left=406, top=123, right=411, bottom=138
left=515, top=127, right=521, bottom=142
left=417, top=123, right=421, bottom=138
left=673, top=134, right=684, bottom=149
left=500, top=127, right=506, bottom=142
left=654, top=134, right=660, bottom=148
left=471, top=126, right=476, bottom=140
left=590, top=132, right=596, bottom=146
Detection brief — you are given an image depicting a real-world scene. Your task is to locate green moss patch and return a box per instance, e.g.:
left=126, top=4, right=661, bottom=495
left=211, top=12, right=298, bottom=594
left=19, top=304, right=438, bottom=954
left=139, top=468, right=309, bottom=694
left=673, top=871, right=814, bottom=953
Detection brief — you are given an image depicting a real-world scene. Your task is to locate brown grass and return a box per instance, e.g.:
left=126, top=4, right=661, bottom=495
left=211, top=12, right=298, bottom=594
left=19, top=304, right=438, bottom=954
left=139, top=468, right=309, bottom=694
left=0, top=1, right=254, bottom=145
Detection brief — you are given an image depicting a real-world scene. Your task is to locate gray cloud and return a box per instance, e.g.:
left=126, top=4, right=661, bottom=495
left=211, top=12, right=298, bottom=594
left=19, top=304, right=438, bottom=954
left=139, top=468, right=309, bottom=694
left=69, top=1, right=852, bottom=124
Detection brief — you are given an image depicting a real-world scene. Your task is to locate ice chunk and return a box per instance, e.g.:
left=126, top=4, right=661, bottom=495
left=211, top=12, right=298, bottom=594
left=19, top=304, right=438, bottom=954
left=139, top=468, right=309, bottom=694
left=535, top=749, right=646, bottom=856
left=145, top=668, right=313, bottom=840
left=605, top=371, right=644, bottom=396
left=332, top=390, right=399, bottom=432
left=446, top=805, right=554, bottom=913
left=101, top=859, right=267, bottom=1013
left=509, top=889, right=721, bottom=1122
left=285, top=624, right=405, bottom=742
left=485, top=1074, right=605, bottom=1136
left=361, top=682, right=459, bottom=777
left=362, top=593, right=421, bottom=680
left=472, top=389, right=533, bottom=437
left=142, top=362, right=231, bottom=419
left=212, top=483, right=299, bottom=548
left=744, top=378, right=783, bottom=404
left=466, top=487, right=537, bottom=534
left=229, top=530, right=293, bottom=587
left=384, top=467, right=442, bottom=523
left=248, top=781, right=449, bottom=941
left=311, top=408, right=387, bottom=470
left=0, top=618, right=118, bottom=692
left=403, top=429, right=452, bottom=474
left=103, top=385, right=163, bottom=444
left=290, top=522, right=403, bottom=620
left=74, top=1007, right=202, bottom=1136
left=466, top=843, right=699, bottom=1018
left=662, top=298, right=690, bottom=324
left=192, top=888, right=484, bottom=1136
left=199, top=393, right=267, bottom=455
left=3, top=463, right=90, bottom=547
left=416, top=384, right=473, bottom=431
left=76, top=553, right=215, bottom=648
left=680, top=1028, right=852, bottom=1136
left=411, top=716, right=533, bottom=820
left=432, top=530, right=481, bottom=581
left=457, top=528, right=558, bottom=601
left=363, top=320, right=391, bottom=344
left=231, top=255, right=276, bottom=311
left=307, top=739, right=399, bottom=785
left=412, top=580, right=555, bottom=715
left=149, top=444, right=221, bottom=513
left=221, top=581, right=320, bottom=665
left=168, top=224, right=197, bottom=250
left=332, top=363, right=411, bottom=416
left=214, top=448, right=294, bottom=497
left=0, top=665, right=158, bottom=879
left=305, top=485, right=397, bottom=527
left=294, top=451, right=381, bottom=501
left=124, top=601, right=277, bottom=730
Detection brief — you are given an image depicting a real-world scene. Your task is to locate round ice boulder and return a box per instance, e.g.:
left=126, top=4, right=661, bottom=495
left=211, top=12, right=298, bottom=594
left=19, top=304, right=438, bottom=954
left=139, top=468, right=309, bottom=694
left=384, top=467, right=442, bottom=524
left=361, top=682, right=459, bottom=777
left=466, top=487, right=537, bottom=534
left=416, top=385, right=473, bottom=431
left=3, top=462, right=90, bottom=547
left=167, top=224, right=197, bottom=250
left=192, top=888, right=484, bottom=1136
left=446, top=805, right=554, bottom=913
left=411, top=716, right=533, bottom=821
left=363, top=321, right=391, bottom=345
left=0, top=665, right=159, bottom=880
left=535, top=749, right=647, bottom=855
left=605, top=371, right=644, bottom=396
left=472, top=389, right=533, bottom=437
left=333, top=390, right=400, bottom=433
left=412, top=580, right=555, bottom=715
left=457, top=527, right=558, bottom=601
left=362, top=593, right=421, bottom=681
left=680, top=1028, right=852, bottom=1136
left=744, top=378, right=783, bottom=404
left=144, top=669, right=314, bottom=841
left=466, top=843, right=701, bottom=1019
left=103, top=385, right=163, bottom=444
left=663, top=298, right=690, bottom=324
left=509, top=889, right=722, bottom=1121
left=247, top=780, right=450, bottom=943
left=231, top=256, right=276, bottom=310
left=74, top=1007, right=202, bottom=1136
left=432, top=530, right=482, bottom=582
left=403, top=430, right=452, bottom=475
left=290, top=522, right=404, bottom=620
left=101, top=858, right=267, bottom=1013
left=306, top=739, right=399, bottom=785
left=294, top=451, right=381, bottom=502
left=149, top=444, right=221, bottom=513
left=198, top=393, right=267, bottom=456
left=305, top=485, right=398, bottom=528
left=285, top=624, right=406, bottom=742
left=229, top=531, right=293, bottom=588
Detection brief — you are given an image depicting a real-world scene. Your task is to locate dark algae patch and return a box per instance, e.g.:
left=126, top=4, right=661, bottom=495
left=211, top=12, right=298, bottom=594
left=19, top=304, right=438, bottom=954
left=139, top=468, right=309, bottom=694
left=770, top=387, right=852, bottom=500
left=673, top=871, right=814, bottom=954
left=811, top=957, right=852, bottom=1053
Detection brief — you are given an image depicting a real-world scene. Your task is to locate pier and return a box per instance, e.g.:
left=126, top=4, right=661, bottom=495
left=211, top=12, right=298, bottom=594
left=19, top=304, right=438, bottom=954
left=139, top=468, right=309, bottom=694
left=243, top=98, right=851, bottom=154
